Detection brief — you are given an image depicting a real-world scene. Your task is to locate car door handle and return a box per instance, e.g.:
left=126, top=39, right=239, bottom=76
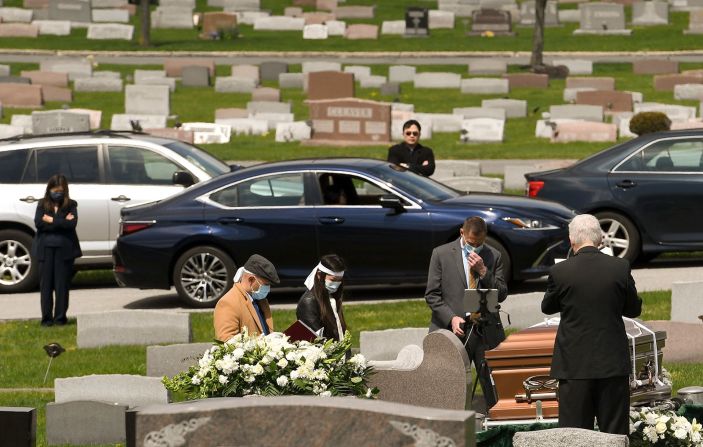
left=111, top=195, right=131, bottom=202
left=616, top=180, right=637, bottom=189
left=19, top=196, right=38, bottom=203
left=318, top=217, right=345, bottom=225
left=218, top=217, right=244, bottom=224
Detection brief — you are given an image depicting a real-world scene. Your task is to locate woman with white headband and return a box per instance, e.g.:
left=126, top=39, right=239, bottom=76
left=296, top=254, right=347, bottom=341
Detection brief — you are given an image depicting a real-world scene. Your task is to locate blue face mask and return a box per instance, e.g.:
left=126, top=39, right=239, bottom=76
left=325, top=280, right=341, bottom=293
left=463, top=240, right=483, bottom=257
left=251, top=279, right=270, bottom=301
left=50, top=192, right=64, bottom=202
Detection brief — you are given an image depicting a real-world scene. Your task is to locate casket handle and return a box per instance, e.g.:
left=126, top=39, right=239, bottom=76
left=520, top=375, right=559, bottom=403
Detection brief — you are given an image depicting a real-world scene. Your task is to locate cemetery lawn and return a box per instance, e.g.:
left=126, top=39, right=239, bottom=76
left=0, top=0, right=700, bottom=52
left=0, top=290, right=693, bottom=446
left=4, top=61, right=703, bottom=162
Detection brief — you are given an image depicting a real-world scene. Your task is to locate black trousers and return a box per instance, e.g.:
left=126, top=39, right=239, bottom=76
left=39, top=247, right=73, bottom=324
left=557, top=376, right=630, bottom=434
left=465, top=327, right=498, bottom=409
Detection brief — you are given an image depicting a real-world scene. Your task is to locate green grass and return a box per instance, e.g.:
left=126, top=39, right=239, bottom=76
left=0, top=290, right=697, bottom=446
left=0, top=0, right=699, bottom=51
left=0, top=290, right=676, bottom=388
left=5, top=61, right=703, bottom=162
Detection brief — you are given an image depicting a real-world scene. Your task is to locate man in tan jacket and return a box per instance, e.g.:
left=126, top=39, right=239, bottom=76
left=214, top=254, right=280, bottom=342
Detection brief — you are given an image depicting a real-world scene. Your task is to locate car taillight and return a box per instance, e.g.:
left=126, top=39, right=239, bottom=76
left=120, top=221, right=154, bottom=236
left=527, top=181, right=545, bottom=198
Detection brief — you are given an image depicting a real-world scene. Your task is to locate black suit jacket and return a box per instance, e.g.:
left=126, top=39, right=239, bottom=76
left=32, top=200, right=82, bottom=261
left=425, top=238, right=508, bottom=348
left=387, top=143, right=436, bottom=177
left=542, top=246, right=642, bottom=379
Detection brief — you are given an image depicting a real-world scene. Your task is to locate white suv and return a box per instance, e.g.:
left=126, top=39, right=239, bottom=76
left=0, top=131, right=232, bottom=293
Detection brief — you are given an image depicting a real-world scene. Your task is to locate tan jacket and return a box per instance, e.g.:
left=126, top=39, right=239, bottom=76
left=213, top=283, right=274, bottom=342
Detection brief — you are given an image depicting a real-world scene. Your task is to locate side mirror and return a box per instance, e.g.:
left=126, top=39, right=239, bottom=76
left=379, top=195, right=405, bottom=213
left=172, top=170, right=195, bottom=187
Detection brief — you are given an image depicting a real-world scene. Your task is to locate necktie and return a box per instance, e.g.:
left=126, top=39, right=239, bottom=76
left=469, top=269, right=477, bottom=289
left=466, top=253, right=477, bottom=288
left=252, top=300, right=269, bottom=335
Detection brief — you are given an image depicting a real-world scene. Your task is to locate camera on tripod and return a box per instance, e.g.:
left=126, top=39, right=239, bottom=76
left=461, top=288, right=500, bottom=333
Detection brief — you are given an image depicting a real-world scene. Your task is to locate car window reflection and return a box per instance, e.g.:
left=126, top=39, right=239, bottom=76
left=210, top=173, right=305, bottom=207
left=616, top=138, right=703, bottom=173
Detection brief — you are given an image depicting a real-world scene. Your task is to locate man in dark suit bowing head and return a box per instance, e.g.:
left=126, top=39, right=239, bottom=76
left=425, top=216, right=508, bottom=409
left=542, top=213, right=642, bottom=434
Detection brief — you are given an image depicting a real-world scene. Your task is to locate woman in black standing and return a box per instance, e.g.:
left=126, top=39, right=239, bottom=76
left=33, top=174, right=81, bottom=327
left=296, top=254, right=347, bottom=341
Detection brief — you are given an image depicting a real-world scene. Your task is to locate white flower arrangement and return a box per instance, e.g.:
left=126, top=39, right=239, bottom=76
left=630, top=406, right=702, bottom=447
left=163, top=328, right=378, bottom=400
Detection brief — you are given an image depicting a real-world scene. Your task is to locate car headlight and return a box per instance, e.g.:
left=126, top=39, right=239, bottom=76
left=502, top=217, right=559, bottom=230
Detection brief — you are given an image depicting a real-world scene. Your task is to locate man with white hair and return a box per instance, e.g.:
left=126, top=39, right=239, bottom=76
left=542, top=214, right=642, bottom=434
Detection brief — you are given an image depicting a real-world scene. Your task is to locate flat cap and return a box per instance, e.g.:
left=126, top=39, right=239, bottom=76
left=244, top=254, right=280, bottom=284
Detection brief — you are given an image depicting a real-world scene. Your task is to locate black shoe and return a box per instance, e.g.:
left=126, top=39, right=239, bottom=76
left=54, top=319, right=67, bottom=326
left=40, top=321, right=53, bottom=327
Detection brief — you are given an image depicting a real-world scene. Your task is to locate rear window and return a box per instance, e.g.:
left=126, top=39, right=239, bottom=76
left=0, top=149, right=29, bottom=183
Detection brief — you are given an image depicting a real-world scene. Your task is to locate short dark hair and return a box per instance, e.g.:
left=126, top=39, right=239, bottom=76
left=402, top=120, right=421, bottom=132
left=462, top=216, right=487, bottom=235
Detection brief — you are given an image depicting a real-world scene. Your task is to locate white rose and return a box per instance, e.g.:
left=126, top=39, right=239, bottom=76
left=655, top=421, right=667, bottom=434
left=252, top=364, right=264, bottom=376
left=351, top=376, right=362, bottom=384
left=290, top=370, right=299, bottom=380
left=276, top=376, right=289, bottom=387
left=277, top=358, right=288, bottom=368
left=219, top=375, right=228, bottom=385
left=232, top=348, right=245, bottom=360
left=191, top=376, right=201, bottom=385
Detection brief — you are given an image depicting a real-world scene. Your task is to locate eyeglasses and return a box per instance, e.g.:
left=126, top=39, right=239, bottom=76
left=404, top=131, right=419, bottom=136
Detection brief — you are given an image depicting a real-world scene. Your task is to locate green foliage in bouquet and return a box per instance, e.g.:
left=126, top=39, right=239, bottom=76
left=163, top=329, right=379, bottom=400
left=629, top=407, right=702, bottom=447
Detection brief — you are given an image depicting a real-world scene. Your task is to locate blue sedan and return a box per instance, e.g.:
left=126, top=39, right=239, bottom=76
left=113, top=158, right=573, bottom=307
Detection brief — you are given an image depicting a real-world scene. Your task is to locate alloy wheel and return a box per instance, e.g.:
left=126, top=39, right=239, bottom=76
left=599, top=218, right=630, bottom=258
left=0, top=239, right=32, bottom=286
left=178, top=252, right=230, bottom=304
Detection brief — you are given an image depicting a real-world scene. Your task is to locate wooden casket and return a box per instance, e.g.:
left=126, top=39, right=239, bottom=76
left=485, top=320, right=669, bottom=421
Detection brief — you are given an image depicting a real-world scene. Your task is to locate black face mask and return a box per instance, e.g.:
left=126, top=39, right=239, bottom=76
left=50, top=192, right=64, bottom=202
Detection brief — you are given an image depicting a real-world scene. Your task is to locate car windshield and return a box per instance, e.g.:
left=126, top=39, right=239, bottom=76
left=164, top=141, right=230, bottom=177
left=368, top=164, right=460, bottom=202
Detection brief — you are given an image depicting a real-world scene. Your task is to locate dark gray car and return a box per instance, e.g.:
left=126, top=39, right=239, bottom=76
left=526, top=129, right=703, bottom=262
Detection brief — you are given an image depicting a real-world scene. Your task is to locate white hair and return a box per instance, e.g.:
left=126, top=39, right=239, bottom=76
left=568, top=214, right=603, bottom=247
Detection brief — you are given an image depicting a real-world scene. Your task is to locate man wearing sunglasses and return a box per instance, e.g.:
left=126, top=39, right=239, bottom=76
left=387, top=119, right=436, bottom=177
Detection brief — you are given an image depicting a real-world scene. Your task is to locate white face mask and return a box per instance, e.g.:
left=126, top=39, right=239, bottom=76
left=325, top=280, right=342, bottom=293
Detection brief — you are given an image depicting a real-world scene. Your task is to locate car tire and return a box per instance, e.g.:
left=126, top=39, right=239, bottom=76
left=595, top=211, right=641, bottom=263
left=173, top=246, right=235, bottom=308
left=485, top=236, right=512, bottom=282
left=0, top=229, right=40, bottom=293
